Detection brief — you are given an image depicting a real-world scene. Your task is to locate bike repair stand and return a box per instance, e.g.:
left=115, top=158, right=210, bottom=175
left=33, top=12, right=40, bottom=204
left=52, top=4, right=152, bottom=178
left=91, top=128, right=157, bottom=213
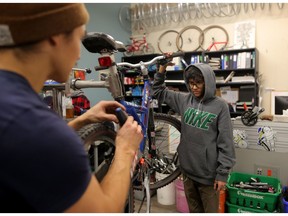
left=137, top=171, right=151, bottom=213
left=144, top=173, right=151, bottom=213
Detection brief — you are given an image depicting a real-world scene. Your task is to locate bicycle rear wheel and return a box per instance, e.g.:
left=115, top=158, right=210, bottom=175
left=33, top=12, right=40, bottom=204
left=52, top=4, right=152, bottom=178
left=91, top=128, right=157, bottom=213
left=133, top=113, right=182, bottom=191
left=201, top=25, right=229, bottom=51
left=141, top=43, right=154, bottom=54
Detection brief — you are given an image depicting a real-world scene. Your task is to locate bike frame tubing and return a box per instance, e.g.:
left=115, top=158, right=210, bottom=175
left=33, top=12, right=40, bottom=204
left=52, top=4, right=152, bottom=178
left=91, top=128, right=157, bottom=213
left=118, top=78, right=151, bottom=153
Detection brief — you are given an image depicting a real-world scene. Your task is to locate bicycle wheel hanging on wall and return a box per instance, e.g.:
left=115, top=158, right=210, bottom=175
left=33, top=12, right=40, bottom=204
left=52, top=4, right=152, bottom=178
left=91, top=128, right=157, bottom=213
left=157, top=30, right=183, bottom=53
left=119, top=5, right=132, bottom=34
left=201, top=25, right=229, bottom=51
left=176, top=25, right=204, bottom=52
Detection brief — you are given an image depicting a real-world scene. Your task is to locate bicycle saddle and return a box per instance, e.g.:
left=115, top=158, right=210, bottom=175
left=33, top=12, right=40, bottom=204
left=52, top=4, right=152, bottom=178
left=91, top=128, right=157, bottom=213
left=82, top=32, right=126, bottom=53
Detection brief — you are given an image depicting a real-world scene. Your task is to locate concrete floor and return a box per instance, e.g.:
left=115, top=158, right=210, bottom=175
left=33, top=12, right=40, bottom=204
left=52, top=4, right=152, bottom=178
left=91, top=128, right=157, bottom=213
left=134, top=193, right=178, bottom=213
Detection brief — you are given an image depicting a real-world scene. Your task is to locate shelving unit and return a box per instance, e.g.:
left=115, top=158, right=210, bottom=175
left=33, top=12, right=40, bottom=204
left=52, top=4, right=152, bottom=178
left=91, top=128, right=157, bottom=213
left=121, top=48, right=258, bottom=117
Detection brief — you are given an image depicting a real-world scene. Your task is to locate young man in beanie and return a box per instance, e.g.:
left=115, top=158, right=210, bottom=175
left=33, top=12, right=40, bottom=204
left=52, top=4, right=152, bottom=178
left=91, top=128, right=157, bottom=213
left=152, top=57, right=235, bottom=213
left=0, top=3, right=142, bottom=213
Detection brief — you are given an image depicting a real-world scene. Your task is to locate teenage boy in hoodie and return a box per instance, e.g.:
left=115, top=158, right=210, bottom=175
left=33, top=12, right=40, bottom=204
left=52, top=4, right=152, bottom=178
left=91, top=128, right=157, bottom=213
left=152, top=59, right=236, bottom=213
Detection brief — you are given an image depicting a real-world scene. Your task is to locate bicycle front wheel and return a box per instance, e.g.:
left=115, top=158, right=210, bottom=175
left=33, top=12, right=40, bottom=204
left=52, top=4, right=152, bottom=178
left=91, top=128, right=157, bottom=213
left=77, top=122, right=116, bottom=182
left=133, top=113, right=182, bottom=191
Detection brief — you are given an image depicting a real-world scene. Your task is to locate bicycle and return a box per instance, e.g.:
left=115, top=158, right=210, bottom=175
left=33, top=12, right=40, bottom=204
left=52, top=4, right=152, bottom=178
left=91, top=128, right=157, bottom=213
left=75, top=32, right=183, bottom=212
left=124, top=33, right=155, bottom=57
left=201, top=25, right=229, bottom=51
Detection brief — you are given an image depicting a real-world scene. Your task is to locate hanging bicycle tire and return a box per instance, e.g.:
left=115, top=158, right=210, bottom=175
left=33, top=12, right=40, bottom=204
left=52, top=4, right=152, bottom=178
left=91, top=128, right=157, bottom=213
left=157, top=30, right=183, bottom=54
left=201, top=25, right=229, bottom=51
left=176, top=25, right=204, bottom=52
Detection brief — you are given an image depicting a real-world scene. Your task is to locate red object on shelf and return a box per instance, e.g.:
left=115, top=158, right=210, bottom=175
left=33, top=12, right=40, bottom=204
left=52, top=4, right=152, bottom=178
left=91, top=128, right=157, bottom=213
left=243, top=102, right=248, bottom=111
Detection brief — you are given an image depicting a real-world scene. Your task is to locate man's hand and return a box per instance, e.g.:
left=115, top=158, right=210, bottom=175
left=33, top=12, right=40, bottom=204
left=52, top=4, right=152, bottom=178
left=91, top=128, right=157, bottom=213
left=115, top=116, right=143, bottom=158
left=83, top=101, right=126, bottom=124
left=159, top=52, right=175, bottom=74
left=68, top=101, right=126, bottom=130
left=214, top=180, right=226, bottom=192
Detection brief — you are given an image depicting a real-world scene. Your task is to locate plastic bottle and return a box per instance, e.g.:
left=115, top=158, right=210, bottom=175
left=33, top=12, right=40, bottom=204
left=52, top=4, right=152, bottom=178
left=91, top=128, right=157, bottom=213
left=218, top=189, right=226, bottom=213
left=65, top=97, right=74, bottom=119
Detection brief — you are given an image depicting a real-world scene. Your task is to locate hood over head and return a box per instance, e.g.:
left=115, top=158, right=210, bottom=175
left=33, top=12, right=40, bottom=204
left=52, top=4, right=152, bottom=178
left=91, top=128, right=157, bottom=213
left=183, top=63, right=216, bottom=102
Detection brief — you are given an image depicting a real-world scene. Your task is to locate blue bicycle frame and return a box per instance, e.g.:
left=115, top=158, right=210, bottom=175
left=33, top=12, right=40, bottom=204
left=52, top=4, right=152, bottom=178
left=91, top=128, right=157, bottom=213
left=119, top=78, right=151, bottom=153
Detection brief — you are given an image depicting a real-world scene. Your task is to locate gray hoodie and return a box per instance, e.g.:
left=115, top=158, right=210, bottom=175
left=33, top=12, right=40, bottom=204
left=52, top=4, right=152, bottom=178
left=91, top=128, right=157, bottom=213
left=152, top=63, right=236, bottom=185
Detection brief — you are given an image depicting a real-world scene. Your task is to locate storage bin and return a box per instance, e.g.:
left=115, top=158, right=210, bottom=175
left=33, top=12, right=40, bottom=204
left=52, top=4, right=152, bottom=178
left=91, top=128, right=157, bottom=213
left=226, top=172, right=281, bottom=212
left=226, top=201, right=275, bottom=213
left=156, top=172, right=175, bottom=205
left=175, top=178, right=189, bottom=213
left=282, top=186, right=288, bottom=213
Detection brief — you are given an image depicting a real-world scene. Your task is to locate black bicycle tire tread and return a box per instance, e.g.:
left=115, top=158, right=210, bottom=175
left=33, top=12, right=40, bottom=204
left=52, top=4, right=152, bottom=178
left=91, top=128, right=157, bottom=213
left=78, top=114, right=182, bottom=191
left=134, top=113, right=182, bottom=190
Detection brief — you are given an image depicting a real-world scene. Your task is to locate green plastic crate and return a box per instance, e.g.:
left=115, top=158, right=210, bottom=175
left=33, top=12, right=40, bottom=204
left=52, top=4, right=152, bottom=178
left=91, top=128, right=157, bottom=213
left=226, top=172, right=281, bottom=212
left=226, top=201, right=277, bottom=213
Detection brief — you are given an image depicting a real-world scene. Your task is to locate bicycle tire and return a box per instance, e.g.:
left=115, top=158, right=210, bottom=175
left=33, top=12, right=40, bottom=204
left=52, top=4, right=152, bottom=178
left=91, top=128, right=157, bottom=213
left=243, top=3, right=249, bottom=13
left=277, top=3, right=284, bottom=9
left=124, top=45, right=134, bottom=57
left=241, top=111, right=257, bottom=126
left=78, top=123, right=136, bottom=212
left=133, top=113, right=182, bottom=190
left=157, top=30, right=182, bottom=54
left=201, top=25, right=229, bottom=51
left=250, top=3, right=257, bottom=11
left=176, top=25, right=204, bottom=52
left=77, top=123, right=116, bottom=181
left=118, top=5, right=132, bottom=34
left=79, top=113, right=181, bottom=191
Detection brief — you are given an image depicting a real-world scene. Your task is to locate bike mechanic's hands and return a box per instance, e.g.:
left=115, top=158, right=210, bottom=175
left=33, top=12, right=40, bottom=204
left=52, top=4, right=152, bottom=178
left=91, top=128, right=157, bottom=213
left=115, top=116, right=143, bottom=160
left=68, top=101, right=126, bottom=130
left=214, top=180, right=226, bottom=192
left=84, top=100, right=126, bottom=124
left=159, top=52, right=175, bottom=74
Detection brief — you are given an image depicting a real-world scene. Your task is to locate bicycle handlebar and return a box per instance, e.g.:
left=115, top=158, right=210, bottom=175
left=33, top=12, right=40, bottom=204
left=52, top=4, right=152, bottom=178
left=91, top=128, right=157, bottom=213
left=117, top=51, right=184, bottom=68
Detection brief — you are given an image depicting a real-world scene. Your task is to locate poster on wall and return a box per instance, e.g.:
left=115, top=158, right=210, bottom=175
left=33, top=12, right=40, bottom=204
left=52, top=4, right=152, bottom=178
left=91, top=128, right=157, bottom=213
left=234, top=20, right=256, bottom=49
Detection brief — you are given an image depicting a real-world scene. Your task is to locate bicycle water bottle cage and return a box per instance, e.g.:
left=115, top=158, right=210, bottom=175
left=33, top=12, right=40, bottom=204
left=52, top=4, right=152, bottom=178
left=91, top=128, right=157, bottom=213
left=82, top=32, right=126, bottom=54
